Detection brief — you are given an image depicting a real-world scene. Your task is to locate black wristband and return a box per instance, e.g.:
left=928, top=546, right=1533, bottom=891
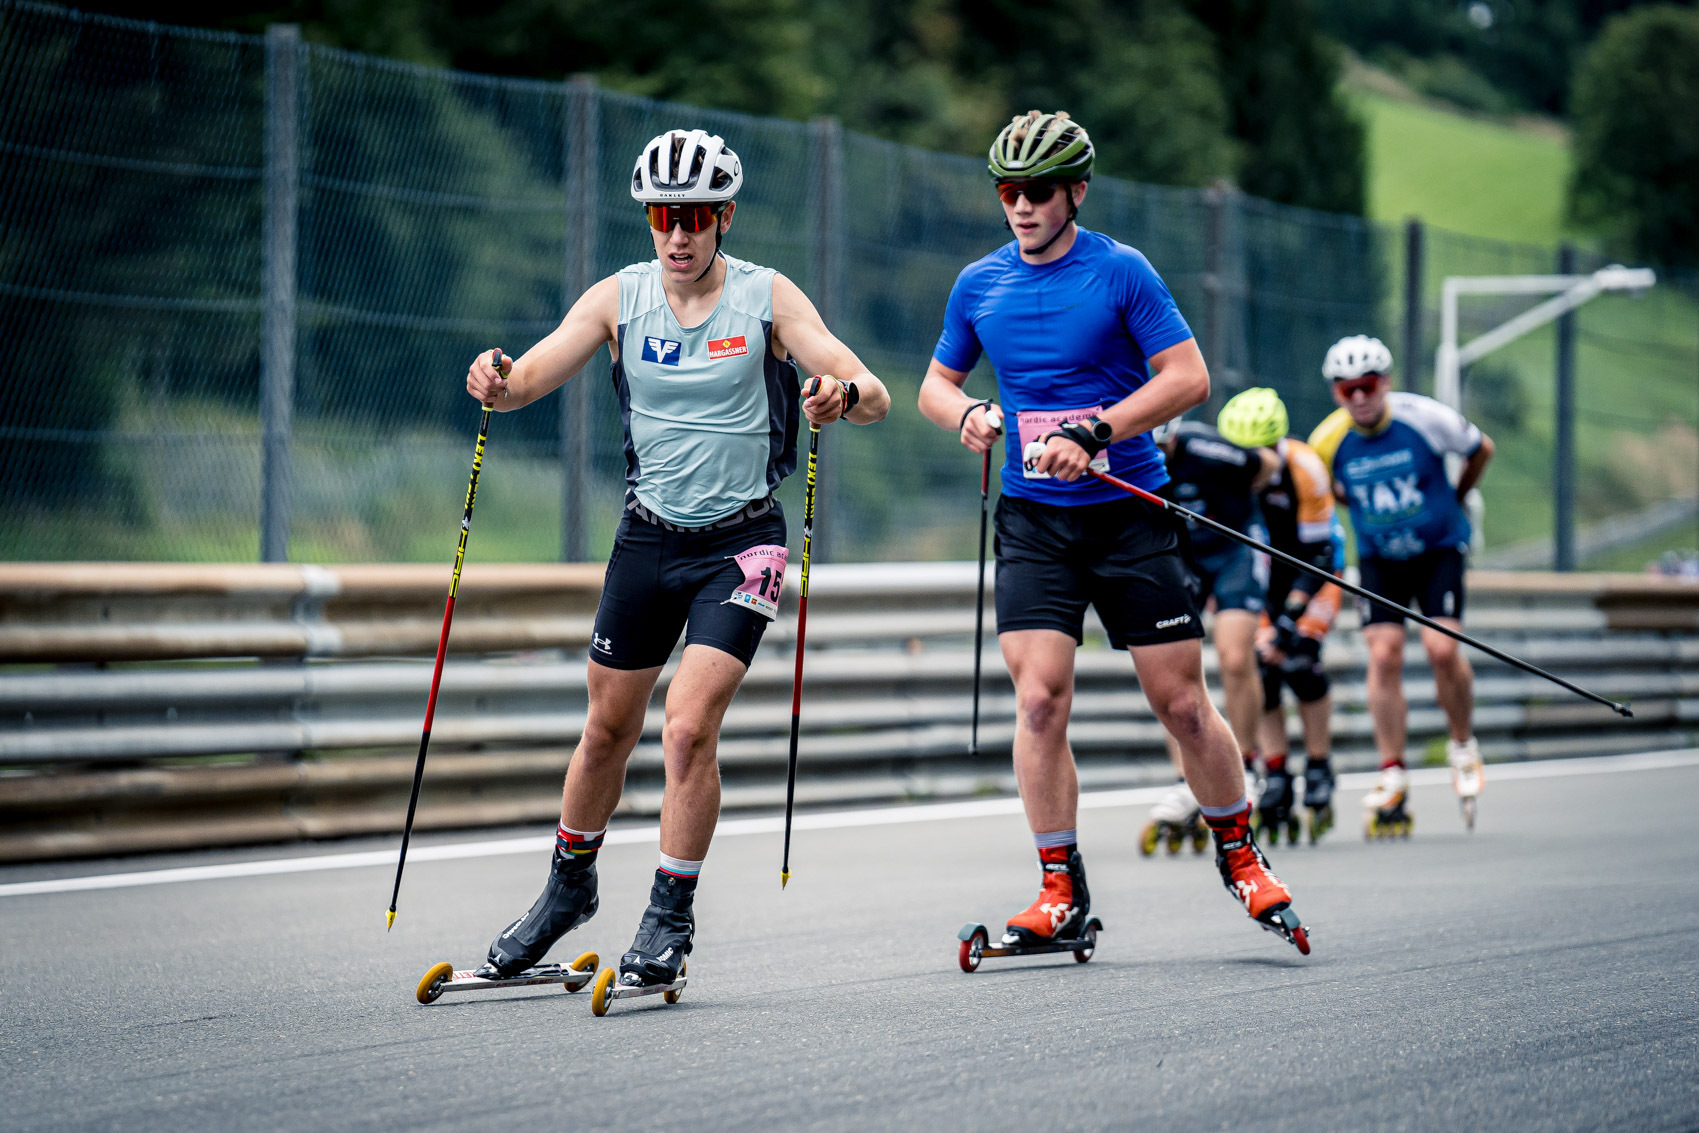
left=836, top=378, right=860, bottom=414
left=958, top=399, right=991, bottom=433
left=1050, top=420, right=1107, bottom=458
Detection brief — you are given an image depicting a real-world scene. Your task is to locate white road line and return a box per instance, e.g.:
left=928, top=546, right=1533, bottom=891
left=3, top=747, right=1696, bottom=900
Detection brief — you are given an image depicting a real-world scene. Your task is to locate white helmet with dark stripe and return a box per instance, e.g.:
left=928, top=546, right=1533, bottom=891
left=1322, top=335, right=1394, bottom=382
left=631, top=129, right=743, bottom=203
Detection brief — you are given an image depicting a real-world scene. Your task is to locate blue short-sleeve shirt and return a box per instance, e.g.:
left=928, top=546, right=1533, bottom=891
left=933, top=228, right=1195, bottom=506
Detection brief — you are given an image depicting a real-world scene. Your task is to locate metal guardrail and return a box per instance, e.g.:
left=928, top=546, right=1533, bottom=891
left=3, top=564, right=1697, bottom=862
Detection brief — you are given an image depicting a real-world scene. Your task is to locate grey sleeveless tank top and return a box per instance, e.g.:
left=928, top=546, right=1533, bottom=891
left=611, top=254, right=801, bottom=527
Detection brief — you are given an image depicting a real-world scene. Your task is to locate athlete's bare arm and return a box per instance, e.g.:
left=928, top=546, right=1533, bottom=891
left=918, top=358, right=1002, bottom=455
left=1034, top=336, right=1211, bottom=480
left=1456, top=433, right=1494, bottom=499
left=465, top=276, right=620, bottom=410
left=770, top=273, right=890, bottom=426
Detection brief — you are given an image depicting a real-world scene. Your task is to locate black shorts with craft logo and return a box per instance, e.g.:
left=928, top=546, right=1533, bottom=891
left=591, top=502, right=787, bottom=670
left=994, top=493, right=1204, bottom=649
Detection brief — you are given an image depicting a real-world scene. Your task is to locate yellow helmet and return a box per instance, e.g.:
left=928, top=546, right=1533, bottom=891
left=1217, top=387, right=1288, bottom=449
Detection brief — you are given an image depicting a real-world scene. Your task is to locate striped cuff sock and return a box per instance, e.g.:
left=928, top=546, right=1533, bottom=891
left=555, top=823, right=606, bottom=860
left=1033, top=828, right=1077, bottom=850
left=658, top=852, right=704, bottom=879
left=1199, top=797, right=1250, bottom=819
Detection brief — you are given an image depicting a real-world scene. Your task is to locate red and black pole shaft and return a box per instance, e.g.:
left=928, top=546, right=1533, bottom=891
left=387, top=349, right=505, bottom=930
left=1084, top=466, right=1633, bottom=718
left=781, top=379, right=826, bottom=889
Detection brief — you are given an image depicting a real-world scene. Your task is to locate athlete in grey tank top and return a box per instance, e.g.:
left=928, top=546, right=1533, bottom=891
left=461, top=129, right=889, bottom=992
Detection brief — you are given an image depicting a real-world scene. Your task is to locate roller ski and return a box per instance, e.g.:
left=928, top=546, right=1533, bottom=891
left=1363, top=764, right=1413, bottom=840
left=1448, top=737, right=1483, bottom=831
left=1204, top=805, right=1310, bottom=955
left=1139, top=782, right=1209, bottom=856
left=592, top=871, right=693, bottom=1016
left=1253, top=764, right=1301, bottom=846
left=958, top=845, right=1101, bottom=971
left=1302, top=760, right=1335, bottom=844
left=416, top=953, right=599, bottom=1004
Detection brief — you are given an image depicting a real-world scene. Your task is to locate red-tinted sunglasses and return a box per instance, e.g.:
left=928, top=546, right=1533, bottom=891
left=1334, top=376, right=1383, bottom=398
left=996, top=180, right=1065, bottom=206
left=645, top=203, right=725, bottom=233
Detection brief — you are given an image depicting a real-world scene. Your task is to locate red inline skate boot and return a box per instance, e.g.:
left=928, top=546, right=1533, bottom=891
left=1204, top=805, right=1310, bottom=955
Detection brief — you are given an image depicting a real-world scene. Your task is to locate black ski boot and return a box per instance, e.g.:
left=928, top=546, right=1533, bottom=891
left=1256, top=766, right=1300, bottom=846
left=618, top=872, right=695, bottom=988
left=476, top=856, right=599, bottom=979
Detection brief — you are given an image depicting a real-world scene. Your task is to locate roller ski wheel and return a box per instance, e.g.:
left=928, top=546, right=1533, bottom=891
left=1258, top=906, right=1310, bottom=956
left=415, top=951, right=599, bottom=1005
left=591, top=959, right=687, bottom=1016
left=956, top=917, right=1104, bottom=972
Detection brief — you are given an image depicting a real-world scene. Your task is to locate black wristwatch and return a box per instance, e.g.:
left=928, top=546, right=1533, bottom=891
left=1053, top=414, right=1113, bottom=457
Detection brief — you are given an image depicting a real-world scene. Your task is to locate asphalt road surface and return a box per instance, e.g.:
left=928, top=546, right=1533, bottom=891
left=4, top=750, right=1698, bottom=1132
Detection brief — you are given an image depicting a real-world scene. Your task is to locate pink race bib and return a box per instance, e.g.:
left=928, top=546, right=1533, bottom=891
left=724, top=544, right=789, bottom=621
left=1015, top=407, right=1112, bottom=479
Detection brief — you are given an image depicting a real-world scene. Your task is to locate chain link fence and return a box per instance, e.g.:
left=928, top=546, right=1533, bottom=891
left=3, top=0, right=1694, bottom=567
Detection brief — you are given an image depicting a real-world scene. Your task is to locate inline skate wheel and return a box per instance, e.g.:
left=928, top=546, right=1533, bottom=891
left=958, top=927, right=987, bottom=973
left=416, top=961, right=454, bottom=1005
left=591, top=966, right=616, bottom=1016
left=1190, top=823, right=1210, bottom=854
left=1291, top=924, right=1310, bottom=956
left=1165, top=829, right=1183, bottom=855
left=1139, top=821, right=1160, bottom=857
left=664, top=959, right=687, bottom=1004
left=565, top=951, right=599, bottom=991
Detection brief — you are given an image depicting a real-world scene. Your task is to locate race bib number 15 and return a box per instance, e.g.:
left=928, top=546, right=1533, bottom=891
left=1016, top=407, right=1112, bottom=479
left=724, top=544, right=789, bottom=621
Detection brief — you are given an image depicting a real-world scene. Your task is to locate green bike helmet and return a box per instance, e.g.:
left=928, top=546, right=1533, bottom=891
left=988, top=111, right=1094, bottom=182
left=1217, top=387, right=1289, bottom=449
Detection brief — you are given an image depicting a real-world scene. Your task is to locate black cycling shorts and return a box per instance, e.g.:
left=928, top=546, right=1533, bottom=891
left=1357, top=547, right=1467, bottom=628
left=591, top=505, right=787, bottom=670
left=994, top=493, right=1204, bottom=650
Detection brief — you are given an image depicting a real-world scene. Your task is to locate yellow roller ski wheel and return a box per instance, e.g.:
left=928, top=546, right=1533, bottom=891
left=664, top=959, right=687, bottom=1005
left=416, top=961, right=454, bottom=1005
left=591, top=967, right=616, bottom=1017
left=565, top=951, right=599, bottom=991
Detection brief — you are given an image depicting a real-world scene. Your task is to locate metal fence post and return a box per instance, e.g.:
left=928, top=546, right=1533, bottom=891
left=809, top=116, right=843, bottom=559
left=1403, top=217, right=1425, bottom=395
left=1554, top=242, right=1577, bottom=572
left=260, top=24, right=300, bottom=563
left=1203, top=181, right=1226, bottom=396
left=560, top=74, right=599, bottom=563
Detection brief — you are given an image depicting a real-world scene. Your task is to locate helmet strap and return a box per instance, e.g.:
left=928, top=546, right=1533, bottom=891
left=691, top=216, right=726, bottom=284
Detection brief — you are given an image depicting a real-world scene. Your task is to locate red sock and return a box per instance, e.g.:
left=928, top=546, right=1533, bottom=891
left=1379, top=756, right=1406, bottom=770
left=1264, top=752, right=1288, bottom=774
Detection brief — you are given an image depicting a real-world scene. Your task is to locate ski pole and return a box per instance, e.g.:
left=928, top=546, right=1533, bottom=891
left=1079, top=464, right=1633, bottom=718
left=781, top=379, right=825, bottom=889
left=970, top=406, right=1003, bottom=758
left=386, top=348, right=506, bottom=931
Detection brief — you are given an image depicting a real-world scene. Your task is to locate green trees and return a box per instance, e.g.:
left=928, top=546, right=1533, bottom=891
left=1567, top=5, right=1699, bottom=267
left=73, top=0, right=1366, bottom=212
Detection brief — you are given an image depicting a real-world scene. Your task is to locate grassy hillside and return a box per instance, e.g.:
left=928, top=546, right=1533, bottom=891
left=1345, top=69, right=1573, bottom=243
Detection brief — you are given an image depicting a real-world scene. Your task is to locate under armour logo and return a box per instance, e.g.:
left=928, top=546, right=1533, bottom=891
left=592, top=633, right=613, bottom=654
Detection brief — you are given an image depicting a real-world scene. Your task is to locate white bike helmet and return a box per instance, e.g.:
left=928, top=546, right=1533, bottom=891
left=1322, top=335, right=1394, bottom=382
left=631, top=129, right=743, bottom=203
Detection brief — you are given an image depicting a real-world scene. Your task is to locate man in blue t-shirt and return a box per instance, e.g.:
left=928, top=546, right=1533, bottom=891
left=918, top=111, right=1307, bottom=955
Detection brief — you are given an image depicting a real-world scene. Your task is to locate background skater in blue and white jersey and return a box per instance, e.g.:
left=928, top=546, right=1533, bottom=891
left=1309, top=336, right=1495, bottom=836
left=919, top=111, right=1307, bottom=955
left=464, top=129, right=890, bottom=994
